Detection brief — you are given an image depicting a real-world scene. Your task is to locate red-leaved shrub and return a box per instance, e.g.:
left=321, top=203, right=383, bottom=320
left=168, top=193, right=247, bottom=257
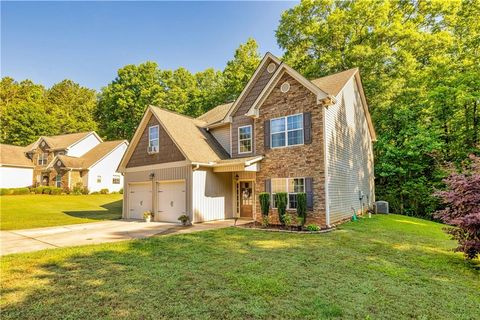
left=434, top=155, right=480, bottom=260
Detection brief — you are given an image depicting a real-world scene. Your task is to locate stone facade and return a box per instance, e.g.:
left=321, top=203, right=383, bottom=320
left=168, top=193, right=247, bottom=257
left=30, top=141, right=56, bottom=186
left=254, top=73, right=326, bottom=226
left=231, top=58, right=279, bottom=158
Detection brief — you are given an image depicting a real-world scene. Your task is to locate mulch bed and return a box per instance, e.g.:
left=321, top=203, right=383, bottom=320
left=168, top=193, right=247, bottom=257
left=235, top=222, right=335, bottom=234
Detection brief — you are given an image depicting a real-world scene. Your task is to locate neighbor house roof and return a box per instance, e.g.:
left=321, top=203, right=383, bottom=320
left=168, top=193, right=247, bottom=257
left=53, top=140, right=127, bottom=170
left=310, top=68, right=359, bottom=96
left=196, top=102, right=233, bottom=127
left=27, top=132, right=101, bottom=152
left=150, top=107, right=229, bottom=163
left=0, top=144, right=34, bottom=168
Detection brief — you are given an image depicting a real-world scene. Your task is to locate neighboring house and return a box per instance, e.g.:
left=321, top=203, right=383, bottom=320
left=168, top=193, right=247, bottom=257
left=0, top=132, right=128, bottom=193
left=0, top=144, right=35, bottom=188
left=118, top=53, right=376, bottom=226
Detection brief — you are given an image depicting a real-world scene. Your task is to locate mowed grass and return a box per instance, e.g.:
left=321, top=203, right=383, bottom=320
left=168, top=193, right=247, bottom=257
left=1, top=215, right=479, bottom=319
left=0, top=194, right=123, bottom=230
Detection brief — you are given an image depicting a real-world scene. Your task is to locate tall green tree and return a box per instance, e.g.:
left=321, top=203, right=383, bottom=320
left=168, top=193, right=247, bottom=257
left=276, top=0, right=480, bottom=217
left=46, top=80, right=98, bottom=133
left=223, top=38, right=261, bottom=102
left=0, top=78, right=52, bottom=145
left=96, top=62, right=167, bottom=140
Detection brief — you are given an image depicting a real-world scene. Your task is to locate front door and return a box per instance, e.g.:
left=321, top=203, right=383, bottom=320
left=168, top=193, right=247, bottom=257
left=240, top=181, right=253, bottom=218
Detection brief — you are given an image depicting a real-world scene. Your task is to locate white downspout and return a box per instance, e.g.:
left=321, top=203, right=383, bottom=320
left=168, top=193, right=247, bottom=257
left=323, top=106, right=331, bottom=227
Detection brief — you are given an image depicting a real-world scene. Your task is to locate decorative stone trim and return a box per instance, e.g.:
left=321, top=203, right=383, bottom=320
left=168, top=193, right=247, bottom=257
left=280, top=81, right=290, bottom=93
left=267, top=62, right=276, bottom=74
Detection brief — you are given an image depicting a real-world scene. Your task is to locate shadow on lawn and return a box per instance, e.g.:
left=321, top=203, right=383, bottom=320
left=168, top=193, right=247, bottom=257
left=62, top=200, right=123, bottom=220
left=1, top=228, right=479, bottom=319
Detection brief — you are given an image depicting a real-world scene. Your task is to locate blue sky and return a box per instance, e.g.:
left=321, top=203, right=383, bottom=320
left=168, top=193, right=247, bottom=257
left=1, top=1, right=296, bottom=90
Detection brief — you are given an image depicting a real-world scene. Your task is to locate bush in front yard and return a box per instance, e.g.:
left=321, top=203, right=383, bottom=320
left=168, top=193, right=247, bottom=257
left=276, top=192, right=288, bottom=225
left=259, top=192, right=270, bottom=217
left=0, top=188, right=14, bottom=195
left=119, top=188, right=124, bottom=194
left=434, top=155, right=480, bottom=260
left=12, top=188, right=30, bottom=195
left=100, top=188, right=109, bottom=194
left=50, top=187, right=63, bottom=195
left=296, top=192, right=307, bottom=227
left=42, top=187, right=51, bottom=194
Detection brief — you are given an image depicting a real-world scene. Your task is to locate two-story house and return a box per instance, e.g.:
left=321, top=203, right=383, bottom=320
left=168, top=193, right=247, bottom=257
left=118, top=53, right=376, bottom=227
left=0, top=131, right=128, bottom=193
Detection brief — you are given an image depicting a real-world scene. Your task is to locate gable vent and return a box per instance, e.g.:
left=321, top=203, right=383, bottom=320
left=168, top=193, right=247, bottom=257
left=280, top=81, right=290, bottom=93
left=267, top=62, right=276, bottom=73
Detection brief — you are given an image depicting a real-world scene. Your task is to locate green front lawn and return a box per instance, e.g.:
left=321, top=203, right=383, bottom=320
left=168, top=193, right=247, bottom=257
left=1, top=215, right=478, bottom=319
left=0, top=194, right=123, bottom=230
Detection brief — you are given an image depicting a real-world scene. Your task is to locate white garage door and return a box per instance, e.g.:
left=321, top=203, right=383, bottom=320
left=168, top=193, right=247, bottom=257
left=157, top=181, right=186, bottom=222
left=128, top=182, right=152, bottom=219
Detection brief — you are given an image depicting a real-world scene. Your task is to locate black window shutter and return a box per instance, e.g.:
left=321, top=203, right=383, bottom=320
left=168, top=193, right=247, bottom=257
left=305, top=177, right=314, bottom=210
left=265, top=179, right=271, bottom=193
left=264, top=120, right=270, bottom=150
left=303, top=112, right=312, bottom=144
left=265, top=179, right=272, bottom=208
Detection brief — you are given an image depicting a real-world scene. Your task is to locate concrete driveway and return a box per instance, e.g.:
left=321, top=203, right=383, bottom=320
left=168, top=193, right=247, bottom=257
left=1, top=219, right=248, bottom=256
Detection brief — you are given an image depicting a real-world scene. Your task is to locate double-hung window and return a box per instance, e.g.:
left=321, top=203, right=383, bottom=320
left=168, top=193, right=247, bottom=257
left=148, top=125, right=159, bottom=154
left=38, top=153, right=48, bottom=166
left=238, top=125, right=252, bottom=153
left=270, top=114, right=304, bottom=148
left=112, top=175, right=121, bottom=184
left=271, top=177, right=305, bottom=209
left=55, top=174, right=62, bottom=188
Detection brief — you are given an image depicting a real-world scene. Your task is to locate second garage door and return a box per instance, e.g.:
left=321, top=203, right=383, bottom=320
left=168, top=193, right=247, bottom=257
left=157, top=180, right=186, bottom=222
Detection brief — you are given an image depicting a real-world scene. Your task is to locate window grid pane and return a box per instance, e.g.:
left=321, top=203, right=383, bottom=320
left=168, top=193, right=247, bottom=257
left=271, top=118, right=285, bottom=133
left=288, top=130, right=304, bottom=145
left=287, top=114, right=303, bottom=130
left=271, top=133, right=286, bottom=148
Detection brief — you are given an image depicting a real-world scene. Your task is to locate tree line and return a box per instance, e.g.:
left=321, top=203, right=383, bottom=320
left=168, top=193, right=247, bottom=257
left=0, top=38, right=260, bottom=145
left=1, top=0, right=479, bottom=219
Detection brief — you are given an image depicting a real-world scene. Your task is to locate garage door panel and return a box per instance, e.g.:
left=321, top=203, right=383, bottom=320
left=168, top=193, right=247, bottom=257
left=129, top=183, right=152, bottom=219
left=157, top=181, right=186, bottom=222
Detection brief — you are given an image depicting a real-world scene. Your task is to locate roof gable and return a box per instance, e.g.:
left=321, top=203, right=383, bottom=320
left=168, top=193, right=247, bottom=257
left=27, top=132, right=102, bottom=152
left=0, top=144, right=34, bottom=168
left=118, top=106, right=229, bottom=171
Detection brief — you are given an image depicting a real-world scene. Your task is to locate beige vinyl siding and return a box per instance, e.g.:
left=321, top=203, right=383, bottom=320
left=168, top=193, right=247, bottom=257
left=210, top=124, right=231, bottom=155
left=123, top=165, right=192, bottom=221
left=324, top=77, right=375, bottom=224
left=192, top=168, right=233, bottom=223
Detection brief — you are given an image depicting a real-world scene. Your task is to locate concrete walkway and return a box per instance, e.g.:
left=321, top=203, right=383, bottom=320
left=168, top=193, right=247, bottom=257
left=0, top=219, right=251, bottom=256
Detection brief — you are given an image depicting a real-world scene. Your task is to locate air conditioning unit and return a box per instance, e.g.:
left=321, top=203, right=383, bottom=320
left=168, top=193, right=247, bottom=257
left=148, top=146, right=158, bottom=154
left=375, top=201, right=389, bottom=214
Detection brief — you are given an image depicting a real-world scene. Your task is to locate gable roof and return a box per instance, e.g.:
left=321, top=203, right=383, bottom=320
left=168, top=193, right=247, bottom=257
left=0, top=144, right=34, bottom=168
left=311, top=68, right=359, bottom=96
left=196, top=102, right=233, bottom=127
left=51, top=140, right=127, bottom=170
left=150, top=107, right=229, bottom=163
left=27, top=132, right=101, bottom=152
left=222, top=52, right=282, bottom=122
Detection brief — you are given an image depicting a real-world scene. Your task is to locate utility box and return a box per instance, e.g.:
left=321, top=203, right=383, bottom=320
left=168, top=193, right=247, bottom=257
left=375, top=201, right=389, bottom=214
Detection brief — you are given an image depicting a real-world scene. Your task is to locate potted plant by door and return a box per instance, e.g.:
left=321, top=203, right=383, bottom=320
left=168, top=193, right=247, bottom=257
left=178, top=214, right=190, bottom=226
left=143, top=211, right=153, bottom=223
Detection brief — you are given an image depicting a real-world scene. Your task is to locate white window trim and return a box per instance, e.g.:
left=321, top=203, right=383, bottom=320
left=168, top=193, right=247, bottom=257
left=270, top=113, right=304, bottom=149
left=38, top=153, right=48, bottom=166
left=55, top=174, right=62, bottom=188
left=238, top=125, right=253, bottom=154
left=271, top=177, right=305, bottom=209
left=148, top=125, right=159, bottom=154
left=112, top=175, right=121, bottom=184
